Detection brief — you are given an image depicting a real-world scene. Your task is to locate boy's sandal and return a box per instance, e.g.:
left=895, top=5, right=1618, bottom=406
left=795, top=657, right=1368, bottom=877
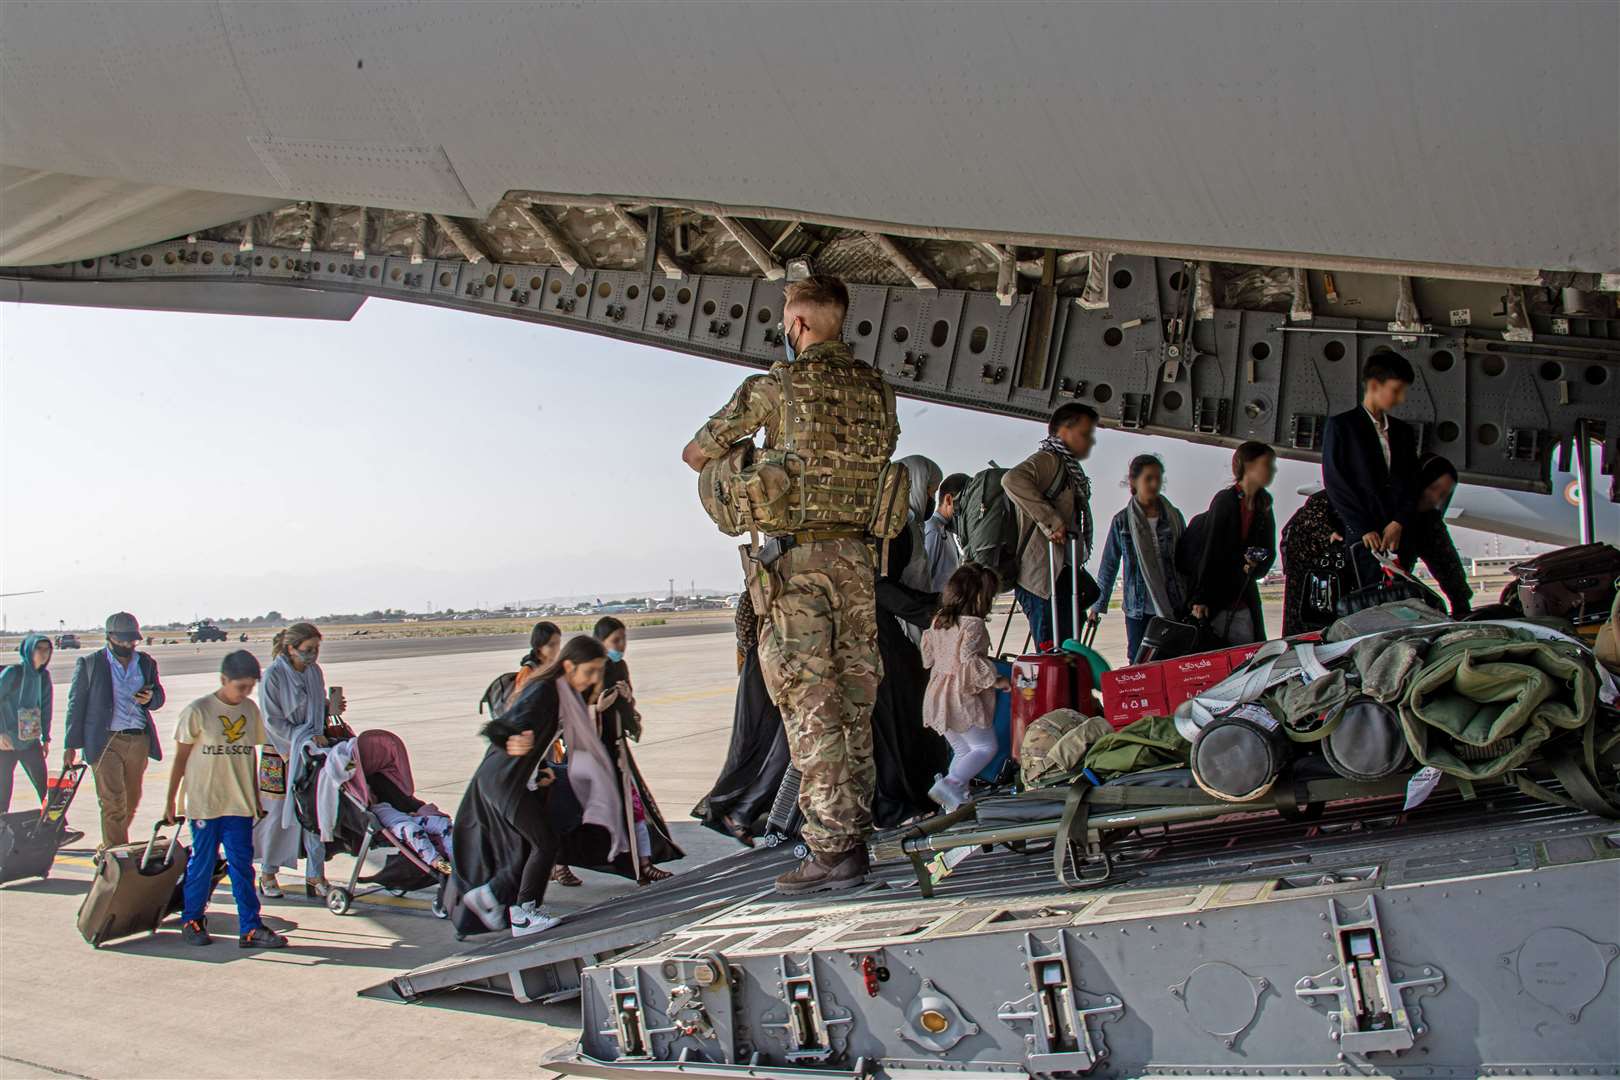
left=551, top=865, right=583, bottom=887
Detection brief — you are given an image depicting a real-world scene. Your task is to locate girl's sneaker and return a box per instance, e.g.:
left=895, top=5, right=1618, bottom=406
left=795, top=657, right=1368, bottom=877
left=927, top=775, right=966, bottom=813
left=461, top=882, right=506, bottom=931
left=508, top=902, right=561, bottom=938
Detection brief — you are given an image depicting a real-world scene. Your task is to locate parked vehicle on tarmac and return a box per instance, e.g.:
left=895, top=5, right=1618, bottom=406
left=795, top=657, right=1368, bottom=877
left=55, top=632, right=81, bottom=650
left=187, top=621, right=227, bottom=643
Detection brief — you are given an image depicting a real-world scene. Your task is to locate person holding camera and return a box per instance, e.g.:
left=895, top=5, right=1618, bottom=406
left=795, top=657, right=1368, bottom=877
left=254, top=621, right=338, bottom=899
left=1187, top=442, right=1278, bottom=646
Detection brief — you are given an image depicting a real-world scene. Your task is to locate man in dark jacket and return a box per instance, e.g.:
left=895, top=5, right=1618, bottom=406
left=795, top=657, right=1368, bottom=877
left=63, top=612, right=166, bottom=849
left=1321, top=351, right=1419, bottom=587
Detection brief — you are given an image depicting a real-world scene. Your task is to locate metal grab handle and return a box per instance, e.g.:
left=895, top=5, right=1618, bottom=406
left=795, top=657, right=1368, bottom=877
left=1044, top=534, right=1082, bottom=649
left=141, top=816, right=185, bottom=871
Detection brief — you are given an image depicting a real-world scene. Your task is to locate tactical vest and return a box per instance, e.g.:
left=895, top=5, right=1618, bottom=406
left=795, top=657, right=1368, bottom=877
left=767, top=344, right=902, bottom=533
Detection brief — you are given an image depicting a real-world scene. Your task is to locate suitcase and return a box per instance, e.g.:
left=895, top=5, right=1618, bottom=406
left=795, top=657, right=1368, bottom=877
left=975, top=658, right=1015, bottom=782
left=0, top=764, right=86, bottom=885
left=76, top=819, right=191, bottom=947
left=1509, top=542, right=1620, bottom=624
left=1010, top=537, right=1101, bottom=759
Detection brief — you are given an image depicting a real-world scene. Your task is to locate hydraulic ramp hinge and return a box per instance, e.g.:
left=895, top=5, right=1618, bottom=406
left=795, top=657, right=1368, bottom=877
left=998, top=931, right=1124, bottom=1077
left=1295, top=895, right=1445, bottom=1057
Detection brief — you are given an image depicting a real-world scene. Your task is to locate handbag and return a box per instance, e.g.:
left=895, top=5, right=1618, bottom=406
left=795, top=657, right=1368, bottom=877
left=1334, top=542, right=1444, bottom=619
left=258, top=749, right=287, bottom=797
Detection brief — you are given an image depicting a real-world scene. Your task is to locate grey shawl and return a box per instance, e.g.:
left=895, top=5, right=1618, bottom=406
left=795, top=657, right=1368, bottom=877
left=1126, top=495, right=1188, bottom=618
left=557, top=679, right=629, bottom=860
left=259, top=654, right=327, bottom=831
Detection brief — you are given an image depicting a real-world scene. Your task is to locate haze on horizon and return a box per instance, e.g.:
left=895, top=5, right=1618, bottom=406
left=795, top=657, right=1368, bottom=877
left=3, top=297, right=1501, bottom=633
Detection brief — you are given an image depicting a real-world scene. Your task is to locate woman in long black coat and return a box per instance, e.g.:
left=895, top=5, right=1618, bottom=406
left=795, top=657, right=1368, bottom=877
left=450, top=635, right=608, bottom=938
left=1188, top=442, right=1278, bottom=646
left=591, top=617, right=682, bottom=881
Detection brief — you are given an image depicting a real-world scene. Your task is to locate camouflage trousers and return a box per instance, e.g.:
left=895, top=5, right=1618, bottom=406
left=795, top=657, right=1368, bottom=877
left=757, top=537, right=881, bottom=857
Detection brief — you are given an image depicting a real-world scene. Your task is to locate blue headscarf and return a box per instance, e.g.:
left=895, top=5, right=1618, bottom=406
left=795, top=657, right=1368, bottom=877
left=1, top=634, right=53, bottom=743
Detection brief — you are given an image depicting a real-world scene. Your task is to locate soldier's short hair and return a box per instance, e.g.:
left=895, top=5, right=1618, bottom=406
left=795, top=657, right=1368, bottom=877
left=783, top=274, right=850, bottom=331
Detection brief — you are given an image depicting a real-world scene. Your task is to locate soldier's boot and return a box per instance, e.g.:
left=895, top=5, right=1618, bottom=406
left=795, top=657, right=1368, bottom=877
left=774, top=845, right=869, bottom=896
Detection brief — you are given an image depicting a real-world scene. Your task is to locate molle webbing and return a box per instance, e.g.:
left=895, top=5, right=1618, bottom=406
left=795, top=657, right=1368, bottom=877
left=776, top=354, right=895, bottom=528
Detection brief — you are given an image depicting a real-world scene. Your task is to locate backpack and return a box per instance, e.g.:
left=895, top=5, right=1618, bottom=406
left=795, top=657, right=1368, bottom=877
left=479, top=671, right=518, bottom=717
left=958, top=462, right=1066, bottom=591
left=1173, top=509, right=1212, bottom=578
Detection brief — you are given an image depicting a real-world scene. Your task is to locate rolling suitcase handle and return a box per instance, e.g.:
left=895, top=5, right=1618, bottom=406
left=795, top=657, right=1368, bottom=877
left=1044, top=534, right=1083, bottom=652
left=141, top=816, right=186, bottom=873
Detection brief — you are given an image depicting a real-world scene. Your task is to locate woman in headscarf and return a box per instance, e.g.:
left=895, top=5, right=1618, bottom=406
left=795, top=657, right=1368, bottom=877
left=0, top=634, right=53, bottom=813
left=1281, top=453, right=1471, bottom=634
left=452, top=635, right=619, bottom=937
left=1089, top=454, right=1190, bottom=662
left=692, top=589, right=789, bottom=846
left=871, top=453, right=952, bottom=824
left=895, top=454, right=945, bottom=596
left=254, top=622, right=334, bottom=898
left=589, top=617, right=681, bottom=883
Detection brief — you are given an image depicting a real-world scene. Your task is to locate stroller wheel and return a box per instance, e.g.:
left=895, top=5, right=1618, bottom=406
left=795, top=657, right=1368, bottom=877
left=431, top=895, right=448, bottom=920
left=326, top=887, right=352, bottom=916
left=792, top=841, right=810, bottom=861
left=762, top=832, right=781, bottom=848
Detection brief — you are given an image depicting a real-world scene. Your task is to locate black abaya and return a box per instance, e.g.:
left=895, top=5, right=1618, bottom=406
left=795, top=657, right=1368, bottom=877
left=692, top=645, right=790, bottom=836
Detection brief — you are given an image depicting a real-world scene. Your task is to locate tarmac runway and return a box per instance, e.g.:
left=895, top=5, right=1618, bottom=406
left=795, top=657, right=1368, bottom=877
left=0, top=605, right=1273, bottom=1079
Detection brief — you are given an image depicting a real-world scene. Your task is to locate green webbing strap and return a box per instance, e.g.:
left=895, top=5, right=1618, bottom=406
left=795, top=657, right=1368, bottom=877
left=1081, top=784, right=1221, bottom=808
left=1282, top=695, right=1351, bottom=744
left=1510, top=752, right=1620, bottom=820
left=1053, top=781, right=1093, bottom=887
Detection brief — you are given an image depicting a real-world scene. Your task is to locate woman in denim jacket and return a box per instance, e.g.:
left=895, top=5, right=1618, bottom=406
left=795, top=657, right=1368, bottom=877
left=1088, top=455, right=1190, bottom=662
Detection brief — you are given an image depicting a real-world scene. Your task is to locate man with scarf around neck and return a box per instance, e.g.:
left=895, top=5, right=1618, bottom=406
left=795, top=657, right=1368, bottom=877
left=1002, top=403, right=1100, bottom=648
left=682, top=274, right=901, bottom=895
left=63, top=611, right=166, bottom=849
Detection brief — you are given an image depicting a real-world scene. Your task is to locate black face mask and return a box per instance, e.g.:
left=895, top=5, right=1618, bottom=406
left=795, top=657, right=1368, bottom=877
left=108, top=641, right=135, bottom=659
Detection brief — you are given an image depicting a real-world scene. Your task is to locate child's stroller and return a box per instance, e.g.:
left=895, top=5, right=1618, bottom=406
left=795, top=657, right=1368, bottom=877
left=292, top=729, right=450, bottom=918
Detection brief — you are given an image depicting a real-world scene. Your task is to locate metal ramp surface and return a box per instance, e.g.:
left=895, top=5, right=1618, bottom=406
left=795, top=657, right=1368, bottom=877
left=384, top=845, right=799, bottom=1004
left=383, top=783, right=1586, bottom=1008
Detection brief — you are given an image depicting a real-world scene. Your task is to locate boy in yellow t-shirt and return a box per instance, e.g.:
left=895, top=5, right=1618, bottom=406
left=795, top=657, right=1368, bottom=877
left=164, top=651, right=287, bottom=948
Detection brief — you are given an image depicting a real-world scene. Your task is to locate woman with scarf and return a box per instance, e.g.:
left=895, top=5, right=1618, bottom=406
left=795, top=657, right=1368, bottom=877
left=1089, top=455, right=1189, bottom=662
left=894, top=455, right=945, bottom=600
left=254, top=622, right=335, bottom=898
left=590, top=617, right=681, bottom=882
left=0, top=634, right=54, bottom=813
left=1281, top=453, right=1471, bottom=634
left=453, top=635, right=638, bottom=937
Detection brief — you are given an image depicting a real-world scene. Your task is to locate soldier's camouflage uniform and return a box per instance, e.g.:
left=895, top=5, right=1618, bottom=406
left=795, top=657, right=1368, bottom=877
left=693, top=340, right=900, bottom=857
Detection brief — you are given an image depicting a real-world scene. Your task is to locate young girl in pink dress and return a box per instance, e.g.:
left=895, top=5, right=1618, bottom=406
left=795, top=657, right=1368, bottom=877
left=921, top=564, right=1010, bottom=811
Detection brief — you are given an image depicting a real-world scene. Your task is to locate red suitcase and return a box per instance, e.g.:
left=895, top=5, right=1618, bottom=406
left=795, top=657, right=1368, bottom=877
left=1009, top=536, right=1102, bottom=758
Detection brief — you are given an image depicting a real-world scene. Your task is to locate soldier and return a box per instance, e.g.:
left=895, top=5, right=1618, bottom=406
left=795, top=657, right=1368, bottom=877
left=682, top=274, right=900, bottom=894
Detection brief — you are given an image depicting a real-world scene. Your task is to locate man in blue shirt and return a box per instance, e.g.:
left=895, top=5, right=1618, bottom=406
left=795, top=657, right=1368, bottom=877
left=925, top=473, right=970, bottom=593
left=64, top=612, right=166, bottom=849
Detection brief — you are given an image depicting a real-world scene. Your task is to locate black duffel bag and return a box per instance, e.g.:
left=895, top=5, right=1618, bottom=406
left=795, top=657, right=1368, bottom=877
left=1335, top=542, right=1446, bottom=619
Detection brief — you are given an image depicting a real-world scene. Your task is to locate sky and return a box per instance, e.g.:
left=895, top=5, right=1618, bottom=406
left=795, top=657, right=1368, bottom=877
left=2, top=297, right=1356, bottom=630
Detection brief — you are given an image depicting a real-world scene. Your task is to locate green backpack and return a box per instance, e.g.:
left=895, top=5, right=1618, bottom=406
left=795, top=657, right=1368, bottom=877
left=957, top=463, right=1065, bottom=591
